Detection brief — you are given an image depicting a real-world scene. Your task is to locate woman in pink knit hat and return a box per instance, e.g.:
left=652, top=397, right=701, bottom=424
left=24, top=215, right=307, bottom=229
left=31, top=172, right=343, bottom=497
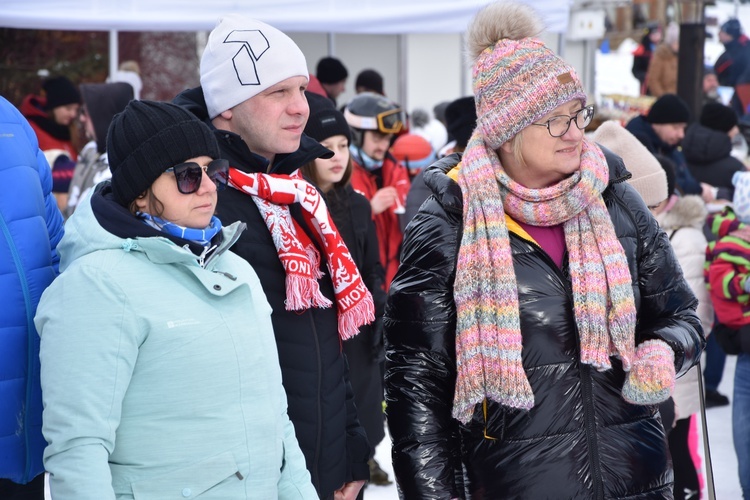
left=383, top=1, right=705, bottom=498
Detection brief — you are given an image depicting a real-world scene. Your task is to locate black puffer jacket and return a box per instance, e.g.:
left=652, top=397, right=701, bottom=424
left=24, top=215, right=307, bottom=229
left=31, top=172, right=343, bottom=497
left=384, top=150, right=704, bottom=500
left=683, top=123, right=746, bottom=199
left=174, top=87, right=370, bottom=498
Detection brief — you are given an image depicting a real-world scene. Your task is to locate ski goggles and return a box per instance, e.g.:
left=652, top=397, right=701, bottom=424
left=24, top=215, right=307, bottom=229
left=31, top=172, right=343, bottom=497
left=164, top=159, right=229, bottom=194
left=344, top=107, right=405, bottom=134
left=375, top=108, right=405, bottom=134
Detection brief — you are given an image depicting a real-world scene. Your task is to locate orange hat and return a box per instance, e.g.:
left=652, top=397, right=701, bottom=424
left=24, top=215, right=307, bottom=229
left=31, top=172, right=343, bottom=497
left=390, top=133, right=435, bottom=170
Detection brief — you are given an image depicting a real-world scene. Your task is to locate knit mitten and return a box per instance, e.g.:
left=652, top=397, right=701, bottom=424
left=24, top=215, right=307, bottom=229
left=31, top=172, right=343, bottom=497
left=622, top=339, right=675, bottom=405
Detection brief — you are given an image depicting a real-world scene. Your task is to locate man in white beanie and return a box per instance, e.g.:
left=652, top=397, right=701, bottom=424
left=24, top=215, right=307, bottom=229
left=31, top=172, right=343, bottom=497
left=173, top=14, right=369, bottom=500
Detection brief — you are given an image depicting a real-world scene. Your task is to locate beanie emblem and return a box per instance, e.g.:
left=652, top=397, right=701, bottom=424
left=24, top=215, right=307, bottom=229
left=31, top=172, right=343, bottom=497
left=558, top=72, right=573, bottom=84
left=225, top=30, right=271, bottom=86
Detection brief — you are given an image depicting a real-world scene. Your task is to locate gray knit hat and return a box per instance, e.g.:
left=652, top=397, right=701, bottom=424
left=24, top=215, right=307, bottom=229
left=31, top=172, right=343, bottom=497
left=107, top=100, right=220, bottom=207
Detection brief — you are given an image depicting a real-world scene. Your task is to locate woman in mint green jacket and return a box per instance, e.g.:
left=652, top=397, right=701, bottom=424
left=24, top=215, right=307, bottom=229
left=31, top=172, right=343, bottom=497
left=34, top=101, right=316, bottom=500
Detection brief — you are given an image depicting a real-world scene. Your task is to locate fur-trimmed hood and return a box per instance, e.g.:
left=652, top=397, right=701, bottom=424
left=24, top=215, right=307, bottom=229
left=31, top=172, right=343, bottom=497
left=656, top=195, right=708, bottom=231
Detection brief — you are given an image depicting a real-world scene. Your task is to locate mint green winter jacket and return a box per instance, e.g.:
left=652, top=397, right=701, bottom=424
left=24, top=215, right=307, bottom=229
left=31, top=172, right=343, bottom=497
left=34, top=187, right=317, bottom=500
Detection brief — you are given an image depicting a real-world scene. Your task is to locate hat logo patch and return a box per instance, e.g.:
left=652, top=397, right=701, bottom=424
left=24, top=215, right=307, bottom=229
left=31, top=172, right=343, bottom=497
left=224, top=30, right=271, bottom=86
left=557, top=72, right=573, bottom=84
left=320, top=116, right=337, bottom=127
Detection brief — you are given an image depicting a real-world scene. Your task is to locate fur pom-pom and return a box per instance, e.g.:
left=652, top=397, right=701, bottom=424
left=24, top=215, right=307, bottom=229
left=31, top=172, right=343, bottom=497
left=466, top=1, right=544, bottom=60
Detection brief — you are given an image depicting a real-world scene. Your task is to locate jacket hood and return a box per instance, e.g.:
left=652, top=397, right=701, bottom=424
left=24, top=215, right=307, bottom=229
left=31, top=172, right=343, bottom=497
left=423, top=153, right=464, bottom=212
left=20, top=93, right=71, bottom=141
left=173, top=86, right=212, bottom=124
left=656, top=195, right=707, bottom=231
left=708, top=206, right=745, bottom=240
left=60, top=181, right=243, bottom=273
left=80, top=82, right=134, bottom=154
left=625, top=115, right=674, bottom=154
left=173, top=86, right=332, bottom=175
left=682, top=123, right=733, bottom=165
left=20, top=94, right=47, bottom=119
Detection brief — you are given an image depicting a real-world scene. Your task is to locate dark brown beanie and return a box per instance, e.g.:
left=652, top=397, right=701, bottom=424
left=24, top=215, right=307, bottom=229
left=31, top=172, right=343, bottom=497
left=107, top=100, right=220, bottom=207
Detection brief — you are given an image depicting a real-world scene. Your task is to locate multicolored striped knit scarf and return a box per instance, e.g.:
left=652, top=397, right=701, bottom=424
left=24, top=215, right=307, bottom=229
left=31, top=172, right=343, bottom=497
left=228, top=167, right=375, bottom=340
left=452, top=135, right=636, bottom=423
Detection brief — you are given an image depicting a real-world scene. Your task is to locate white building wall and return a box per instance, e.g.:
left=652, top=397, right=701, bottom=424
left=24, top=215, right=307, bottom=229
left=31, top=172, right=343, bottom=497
left=288, top=29, right=590, bottom=119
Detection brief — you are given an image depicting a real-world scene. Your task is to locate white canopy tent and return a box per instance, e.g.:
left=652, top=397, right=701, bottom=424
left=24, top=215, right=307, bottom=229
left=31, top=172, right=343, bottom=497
left=1, top=0, right=573, bottom=111
left=0, top=0, right=572, bottom=34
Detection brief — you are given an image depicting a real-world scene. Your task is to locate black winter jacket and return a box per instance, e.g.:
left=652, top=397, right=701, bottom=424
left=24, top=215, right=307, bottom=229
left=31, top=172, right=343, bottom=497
left=625, top=116, right=701, bottom=195
left=384, top=150, right=704, bottom=500
left=174, top=87, right=370, bottom=498
left=325, top=185, right=388, bottom=452
left=683, top=123, right=746, bottom=200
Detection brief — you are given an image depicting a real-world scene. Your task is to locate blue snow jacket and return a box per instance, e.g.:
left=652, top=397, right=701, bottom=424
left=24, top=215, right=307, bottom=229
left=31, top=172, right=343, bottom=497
left=0, top=95, right=64, bottom=484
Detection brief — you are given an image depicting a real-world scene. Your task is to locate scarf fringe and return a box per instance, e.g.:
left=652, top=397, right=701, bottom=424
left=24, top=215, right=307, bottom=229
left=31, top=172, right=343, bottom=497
left=338, top=300, right=376, bottom=340
left=284, top=274, right=332, bottom=311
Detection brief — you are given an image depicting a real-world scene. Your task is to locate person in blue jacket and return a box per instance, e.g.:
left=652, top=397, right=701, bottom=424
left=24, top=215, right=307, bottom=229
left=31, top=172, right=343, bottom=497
left=0, top=95, right=64, bottom=499
left=34, top=100, right=317, bottom=500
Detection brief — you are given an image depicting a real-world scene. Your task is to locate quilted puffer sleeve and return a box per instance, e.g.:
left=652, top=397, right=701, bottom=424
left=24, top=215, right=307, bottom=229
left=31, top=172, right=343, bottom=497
left=384, top=165, right=465, bottom=499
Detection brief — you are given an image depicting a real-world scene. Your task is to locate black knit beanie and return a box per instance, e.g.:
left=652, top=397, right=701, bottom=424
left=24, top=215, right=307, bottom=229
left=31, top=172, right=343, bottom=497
left=316, top=57, right=349, bottom=84
left=445, top=96, right=478, bottom=149
left=355, top=69, right=384, bottom=95
left=107, top=100, right=220, bottom=207
left=645, top=94, right=690, bottom=124
left=304, top=92, right=352, bottom=143
left=700, top=102, right=738, bottom=133
left=43, top=76, right=81, bottom=110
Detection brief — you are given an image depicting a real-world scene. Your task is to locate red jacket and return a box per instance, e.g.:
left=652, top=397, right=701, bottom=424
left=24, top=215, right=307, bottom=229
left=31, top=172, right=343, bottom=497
left=351, top=155, right=410, bottom=289
left=20, top=94, right=78, bottom=161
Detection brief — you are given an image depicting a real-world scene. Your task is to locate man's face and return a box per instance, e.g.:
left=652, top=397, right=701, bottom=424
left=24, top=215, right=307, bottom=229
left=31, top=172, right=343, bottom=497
left=652, top=122, right=687, bottom=146
left=703, top=73, right=719, bottom=94
left=226, top=76, right=309, bottom=162
left=361, top=130, right=393, bottom=161
left=322, top=80, right=347, bottom=99
left=719, top=30, right=734, bottom=44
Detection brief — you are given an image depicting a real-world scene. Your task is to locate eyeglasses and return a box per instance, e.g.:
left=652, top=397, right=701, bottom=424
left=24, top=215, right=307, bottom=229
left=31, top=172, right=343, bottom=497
left=164, top=159, right=229, bottom=194
left=531, top=105, right=595, bottom=137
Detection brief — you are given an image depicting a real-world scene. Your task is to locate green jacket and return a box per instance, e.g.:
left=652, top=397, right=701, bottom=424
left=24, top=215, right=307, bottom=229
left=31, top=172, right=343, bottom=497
left=35, top=185, right=316, bottom=499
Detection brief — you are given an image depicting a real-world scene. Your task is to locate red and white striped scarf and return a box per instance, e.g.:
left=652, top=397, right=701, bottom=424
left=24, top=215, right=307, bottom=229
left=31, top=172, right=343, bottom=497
left=228, top=167, right=374, bottom=340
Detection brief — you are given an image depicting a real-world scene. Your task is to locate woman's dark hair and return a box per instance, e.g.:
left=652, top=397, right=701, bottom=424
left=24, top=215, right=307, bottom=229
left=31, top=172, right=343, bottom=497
left=299, top=150, right=353, bottom=192
left=129, top=188, right=165, bottom=218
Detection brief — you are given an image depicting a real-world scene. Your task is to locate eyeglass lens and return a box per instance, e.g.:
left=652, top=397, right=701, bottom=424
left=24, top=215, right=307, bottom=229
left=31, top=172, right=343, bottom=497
left=170, top=159, right=229, bottom=194
left=548, top=106, right=594, bottom=137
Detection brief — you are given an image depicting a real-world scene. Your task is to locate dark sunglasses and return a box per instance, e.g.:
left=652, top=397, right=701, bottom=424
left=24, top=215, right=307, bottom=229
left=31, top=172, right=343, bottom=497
left=164, top=159, right=229, bottom=194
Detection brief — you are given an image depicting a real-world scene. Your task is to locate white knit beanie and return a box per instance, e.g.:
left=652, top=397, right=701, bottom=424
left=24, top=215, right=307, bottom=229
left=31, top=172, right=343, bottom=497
left=200, top=14, right=309, bottom=119
left=592, top=120, right=668, bottom=207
